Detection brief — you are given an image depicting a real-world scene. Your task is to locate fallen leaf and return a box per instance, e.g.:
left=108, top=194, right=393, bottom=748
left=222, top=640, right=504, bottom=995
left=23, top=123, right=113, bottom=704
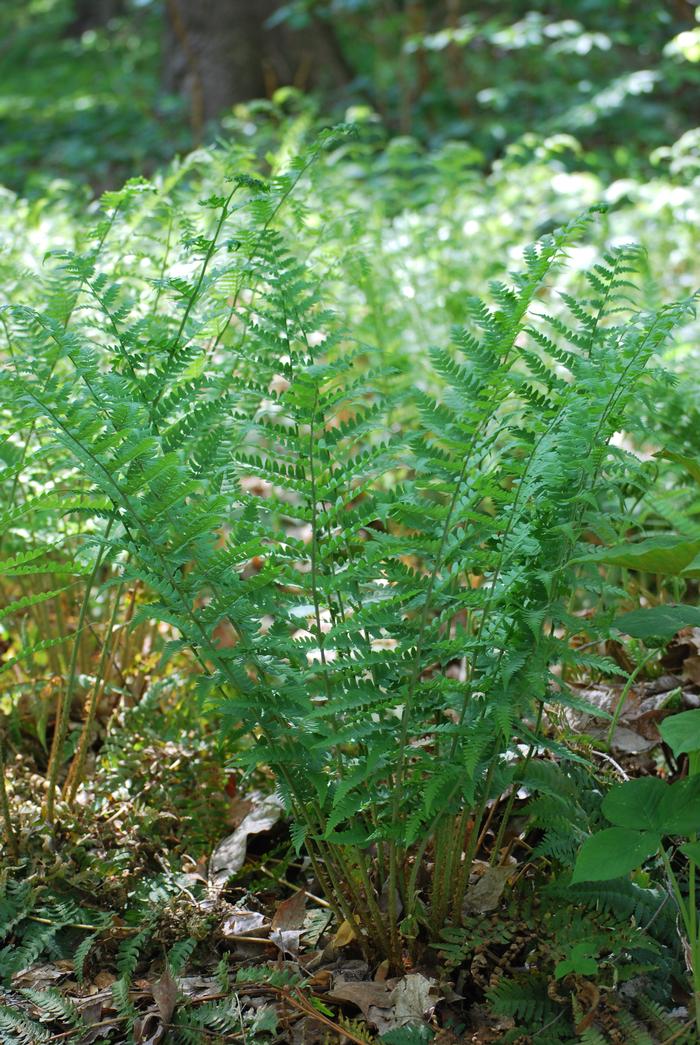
left=221, top=909, right=267, bottom=937
left=684, top=656, right=700, bottom=686
left=93, top=971, right=117, bottom=990
left=176, top=975, right=221, bottom=1000
left=301, top=908, right=332, bottom=946
left=328, top=977, right=393, bottom=1016
left=307, top=969, right=333, bottom=989
left=390, top=973, right=441, bottom=1027
left=332, top=919, right=357, bottom=948
left=644, top=674, right=682, bottom=696
left=133, top=1012, right=165, bottom=1045
left=292, top=1016, right=329, bottom=1044
left=330, top=973, right=441, bottom=1035
left=271, top=890, right=307, bottom=931
left=607, top=726, right=657, bottom=754
left=464, top=865, right=512, bottom=914
left=209, top=791, right=284, bottom=889
left=12, top=963, right=68, bottom=989
left=152, top=966, right=178, bottom=1024
left=270, top=927, right=301, bottom=957
left=80, top=1000, right=104, bottom=1024
left=574, top=980, right=601, bottom=1035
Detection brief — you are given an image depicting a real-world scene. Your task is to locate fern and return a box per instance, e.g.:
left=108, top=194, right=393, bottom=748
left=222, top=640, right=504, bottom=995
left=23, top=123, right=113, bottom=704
left=111, top=976, right=136, bottom=1028
left=0, top=1008, right=49, bottom=1045
left=487, top=973, right=555, bottom=1025
left=18, top=988, right=84, bottom=1032
left=116, top=922, right=153, bottom=981
left=1, top=127, right=694, bottom=963
left=168, top=937, right=197, bottom=976
left=575, top=1026, right=609, bottom=1045
left=171, top=996, right=243, bottom=1044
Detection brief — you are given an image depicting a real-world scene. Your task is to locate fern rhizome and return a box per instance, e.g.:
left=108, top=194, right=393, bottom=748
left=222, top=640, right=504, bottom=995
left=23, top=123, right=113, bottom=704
left=0, top=130, right=693, bottom=965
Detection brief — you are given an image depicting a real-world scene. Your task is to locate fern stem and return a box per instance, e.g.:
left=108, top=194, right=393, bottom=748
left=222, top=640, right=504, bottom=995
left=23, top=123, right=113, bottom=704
left=353, top=847, right=393, bottom=957
left=328, top=842, right=387, bottom=954
left=487, top=703, right=545, bottom=868
left=44, top=517, right=114, bottom=823
left=63, top=578, right=126, bottom=804
left=387, top=842, right=402, bottom=966
left=450, top=761, right=496, bottom=920
left=605, top=650, right=655, bottom=749
left=302, top=840, right=351, bottom=927
left=0, top=718, right=19, bottom=860
left=428, top=817, right=454, bottom=931
left=309, top=840, right=378, bottom=955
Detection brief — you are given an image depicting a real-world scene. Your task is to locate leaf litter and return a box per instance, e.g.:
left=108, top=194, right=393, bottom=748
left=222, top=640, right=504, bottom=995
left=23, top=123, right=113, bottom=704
left=4, top=638, right=700, bottom=1042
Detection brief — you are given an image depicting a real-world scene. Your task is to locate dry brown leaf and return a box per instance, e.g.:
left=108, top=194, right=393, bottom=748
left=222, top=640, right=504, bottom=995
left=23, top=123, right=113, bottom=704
left=271, top=889, right=307, bottom=931
left=607, top=726, right=657, bottom=754
left=464, top=865, right=512, bottom=914
left=332, top=919, right=357, bottom=948
left=133, top=1012, right=165, bottom=1045
left=93, top=971, right=117, bottom=990
left=386, top=973, right=441, bottom=1029
left=573, top=980, right=601, bottom=1035
left=176, top=975, right=221, bottom=1001
left=291, top=1016, right=329, bottom=1044
left=328, top=977, right=393, bottom=1016
left=683, top=655, right=700, bottom=685
left=11, top=963, right=68, bottom=989
left=152, top=966, right=178, bottom=1024
left=307, top=969, right=333, bottom=989
left=330, top=973, right=440, bottom=1035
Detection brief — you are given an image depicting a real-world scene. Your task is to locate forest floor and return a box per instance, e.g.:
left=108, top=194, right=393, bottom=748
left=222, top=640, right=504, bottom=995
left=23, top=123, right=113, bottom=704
left=3, top=631, right=700, bottom=1044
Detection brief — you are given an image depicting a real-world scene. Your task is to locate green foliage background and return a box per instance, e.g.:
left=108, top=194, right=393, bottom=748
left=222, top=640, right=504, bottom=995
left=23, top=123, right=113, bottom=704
left=4, top=0, right=700, bottom=193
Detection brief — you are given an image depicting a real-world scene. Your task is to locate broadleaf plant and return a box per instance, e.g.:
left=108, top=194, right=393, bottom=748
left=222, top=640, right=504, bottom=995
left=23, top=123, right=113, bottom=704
left=574, top=709, right=700, bottom=1035
left=1, top=130, right=695, bottom=965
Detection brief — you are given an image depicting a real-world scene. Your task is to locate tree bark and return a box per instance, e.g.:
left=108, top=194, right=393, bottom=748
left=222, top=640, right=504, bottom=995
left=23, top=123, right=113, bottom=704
left=66, top=0, right=126, bottom=35
left=162, top=0, right=351, bottom=138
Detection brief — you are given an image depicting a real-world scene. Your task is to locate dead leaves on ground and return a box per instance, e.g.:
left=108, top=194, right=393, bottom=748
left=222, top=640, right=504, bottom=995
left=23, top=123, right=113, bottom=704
left=565, top=629, right=700, bottom=765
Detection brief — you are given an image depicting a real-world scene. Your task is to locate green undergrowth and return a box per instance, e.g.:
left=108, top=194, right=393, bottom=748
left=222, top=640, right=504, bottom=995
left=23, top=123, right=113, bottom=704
left=1, top=119, right=700, bottom=1042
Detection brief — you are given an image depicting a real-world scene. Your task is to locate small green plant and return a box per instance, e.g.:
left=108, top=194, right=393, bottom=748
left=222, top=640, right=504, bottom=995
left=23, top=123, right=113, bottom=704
left=573, top=707, right=700, bottom=1035
left=603, top=603, right=700, bottom=746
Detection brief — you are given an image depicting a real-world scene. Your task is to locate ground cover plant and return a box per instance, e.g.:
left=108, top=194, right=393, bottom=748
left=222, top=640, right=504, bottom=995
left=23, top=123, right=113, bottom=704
left=4, top=4, right=700, bottom=1044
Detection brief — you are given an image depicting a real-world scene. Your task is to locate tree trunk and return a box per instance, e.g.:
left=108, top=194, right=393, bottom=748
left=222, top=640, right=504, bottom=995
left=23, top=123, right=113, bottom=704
left=162, top=0, right=351, bottom=139
left=67, top=0, right=126, bottom=35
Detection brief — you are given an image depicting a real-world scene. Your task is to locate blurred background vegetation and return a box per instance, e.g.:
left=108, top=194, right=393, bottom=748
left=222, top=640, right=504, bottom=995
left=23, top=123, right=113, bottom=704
left=2, top=0, right=700, bottom=198
left=3, top=0, right=700, bottom=466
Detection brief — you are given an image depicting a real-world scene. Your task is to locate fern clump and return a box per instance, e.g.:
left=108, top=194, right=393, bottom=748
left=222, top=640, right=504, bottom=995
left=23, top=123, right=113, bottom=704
left=0, top=129, right=694, bottom=966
